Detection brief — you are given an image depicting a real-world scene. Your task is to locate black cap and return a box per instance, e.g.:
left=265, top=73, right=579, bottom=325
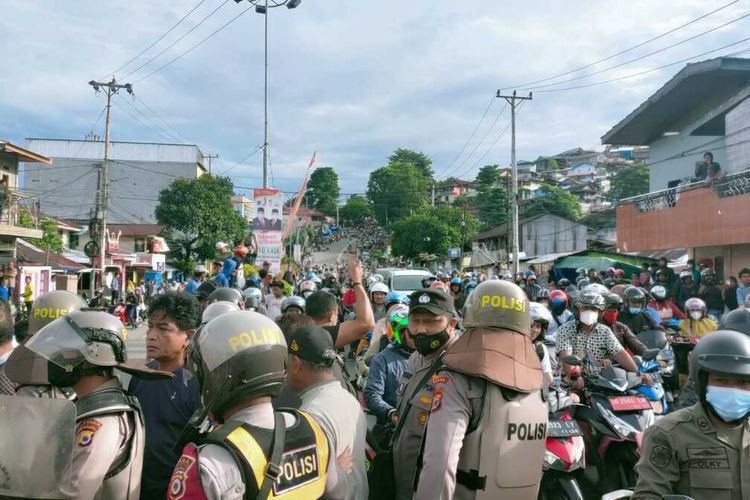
left=270, top=280, right=285, bottom=289
left=288, top=326, right=337, bottom=366
left=408, top=289, right=455, bottom=317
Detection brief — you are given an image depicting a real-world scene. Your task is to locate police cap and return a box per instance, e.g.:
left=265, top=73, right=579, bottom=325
left=407, top=289, right=454, bottom=317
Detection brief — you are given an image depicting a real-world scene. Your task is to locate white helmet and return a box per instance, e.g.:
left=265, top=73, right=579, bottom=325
left=370, top=282, right=389, bottom=296
left=202, top=301, right=241, bottom=325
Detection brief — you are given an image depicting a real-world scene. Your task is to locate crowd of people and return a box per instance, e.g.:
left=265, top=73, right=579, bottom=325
left=1, top=246, right=750, bottom=499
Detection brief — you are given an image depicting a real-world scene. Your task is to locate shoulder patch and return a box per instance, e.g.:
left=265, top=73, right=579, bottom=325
left=75, top=418, right=102, bottom=447
left=168, top=445, right=206, bottom=500
left=649, top=444, right=673, bottom=468
left=431, top=389, right=444, bottom=413
left=431, top=374, right=449, bottom=385
left=416, top=411, right=429, bottom=426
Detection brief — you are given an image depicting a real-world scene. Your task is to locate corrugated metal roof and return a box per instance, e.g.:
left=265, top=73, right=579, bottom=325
left=26, top=138, right=205, bottom=165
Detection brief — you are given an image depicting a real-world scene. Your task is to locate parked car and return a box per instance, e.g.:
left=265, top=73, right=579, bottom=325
left=382, top=269, right=433, bottom=295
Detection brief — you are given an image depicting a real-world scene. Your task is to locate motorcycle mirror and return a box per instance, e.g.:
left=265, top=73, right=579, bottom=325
left=561, top=355, right=583, bottom=366
left=642, top=348, right=660, bottom=361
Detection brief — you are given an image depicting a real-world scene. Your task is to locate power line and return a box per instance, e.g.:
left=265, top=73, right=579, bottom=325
left=433, top=95, right=496, bottom=178
left=134, top=3, right=253, bottom=84
left=103, top=0, right=211, bottom=79
left=220, top=145, right=264, bottom=175
left=123, top=0, right=231, bottom=80
left=523, top=10, right=750, bottom=92
left=498, top=0, right=740, bottom=91
left=116, top=94, right=186, bottom=144
left=111, top=97, right=183, bottom=143
left=535, top=35, right=750, bottom=93
left=132, top=94, right=194, bottom=144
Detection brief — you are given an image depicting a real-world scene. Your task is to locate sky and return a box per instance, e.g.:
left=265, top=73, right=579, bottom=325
left=1, top=0, right=748, bottom=199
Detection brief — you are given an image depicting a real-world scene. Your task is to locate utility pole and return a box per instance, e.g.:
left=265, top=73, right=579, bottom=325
left=205, top=153, right=219, bottom=174
left=431, top=183, right=435, bottom=207
left=496, top=90, right=532, bottom=275
left=88, top=78, right=133, bottom=287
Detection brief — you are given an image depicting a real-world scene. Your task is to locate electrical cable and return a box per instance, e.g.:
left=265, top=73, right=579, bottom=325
left=220, top=145, right=264, bottom=175
left=132, top=95, right=194, bottom=144
left=111, top=98, right=183, bottom=143
left=133, top=3, right=253, bottom=83
left=103, top=0, right=211, bottom=79
left=116, top=94, right=185, bottom=144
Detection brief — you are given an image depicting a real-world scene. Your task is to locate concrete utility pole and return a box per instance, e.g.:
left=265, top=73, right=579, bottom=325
left=431, top=183, right=435, bottom=207
left=88, top=78, right=133, bottom=286
left=496, top=90, right=532, bottom=276
left=205, top=153, right=219, bottom=174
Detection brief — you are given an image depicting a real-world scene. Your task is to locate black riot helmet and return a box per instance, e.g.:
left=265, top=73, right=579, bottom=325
left=207, top=287, right=244, bottom=309
left=188, top=310, right=287, bottom=420
left=719, top=308, right=750, bottom=336
left=689, top=330, right=750, bottom=404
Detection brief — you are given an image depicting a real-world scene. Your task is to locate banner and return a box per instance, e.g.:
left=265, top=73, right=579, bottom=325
left=252, top=188, right=284, bottom=274
left=282, top=152, right=317, bottom=241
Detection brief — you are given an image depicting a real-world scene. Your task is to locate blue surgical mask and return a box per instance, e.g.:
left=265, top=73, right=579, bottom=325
left=705, top=385, right=750, bottom=422
left=628, top=307, right=641, bottom=315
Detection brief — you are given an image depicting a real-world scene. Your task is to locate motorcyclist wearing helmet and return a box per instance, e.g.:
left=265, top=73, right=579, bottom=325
left=648, top=284, right=686, bottom=322
left=587, top=268, right=603, bottom=285
left=557, top=290, right=640, bottom=384
left=619, top=286, right=661, bottom=334
left=297, top=279, right=317, bottom=299
left=448, top=277, right=466, bottom=311
left=557, top=277, right=571, bottom=289
left=535, top=287, right=550, bottom=307
left=280, top=296, right=305, bottom=316
left=547, top=289, right=574, bottom=344
left=167, top=311, right=349, bottom=500
left=680, top=297, right=718, bottom=339
left=525, top=273, right=543, bottom=301
left=530, top=302, right=554, bottom=386
left=633, top=330, right=750, bottom=499
left=601, top=293, right=647, bottom=356
left=699, top=268, right=724, bottom=319
left=365, top=308, right=415, bottom=450
left=675, top=270, right=700, bottom=312
left=359, top=292, right=409, bottom=360
left=6, top=310, right=172, bottom=499
left=391, top=283, right=546, bottom=500
left=369, top=282, right=390, bottom=322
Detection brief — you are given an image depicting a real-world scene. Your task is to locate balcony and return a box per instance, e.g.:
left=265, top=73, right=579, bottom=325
left=0, top=191, right=43, bottom=240
left=616, top=169, right=750, bottom=252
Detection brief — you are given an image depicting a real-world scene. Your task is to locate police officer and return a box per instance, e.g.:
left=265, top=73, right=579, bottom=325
left=167, top=310, right=347, bottom=500
left=27, top=289, right=87, bottom=339
left=633, top=330, right=750, bottom=499
left=393, top=283, right=547, bottom=500
left=5, top=309, right=168, bottom=499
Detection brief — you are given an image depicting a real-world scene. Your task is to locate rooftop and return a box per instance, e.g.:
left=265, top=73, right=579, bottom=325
left=25, top=138, right=206, bottom=166
left=0, top=141, right=51, bottom=164
left=602, top=57, right=750, bottom=145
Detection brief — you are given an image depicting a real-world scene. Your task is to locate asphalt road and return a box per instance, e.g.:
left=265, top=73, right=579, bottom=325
left=310, top=237, right=351, bottom=268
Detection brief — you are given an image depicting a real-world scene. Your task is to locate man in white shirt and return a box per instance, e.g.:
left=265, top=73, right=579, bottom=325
left=286, top=325, right=369, bottom=500
left=264, top=280, right=285, bottom=320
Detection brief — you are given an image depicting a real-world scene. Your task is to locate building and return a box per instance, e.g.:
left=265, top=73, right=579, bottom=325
left=0, top=141, right=46, bottom=265
left=433, top=178, right=476, bottom=205
left=231, top=195, right=255, bottom=224
left=472, top=214, right=589, bottom=263
left=24, top=138, right=207, bottom=224
left=603, top=57, right=750, bottom=277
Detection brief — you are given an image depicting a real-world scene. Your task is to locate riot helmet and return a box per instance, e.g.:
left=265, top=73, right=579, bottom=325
left=6, top=310, right=168, bottom=387
left=201, top=301, right=241, bottom=325
left=281, top=296, right=306, bottom=315
left=208, top=287, right=244, bottom=308
left=719, top=308, right=750, bottom=336
left=689, top=330, right=750, bottom=414
left=195, top=281, right=218, bottom=302
left=242, top=287, right=263, bottom=310
left=28, top=290, right=87, bottom=337
left=188, top=310, right=287, bottom=420
left=463, top=280, right=531, bottom=335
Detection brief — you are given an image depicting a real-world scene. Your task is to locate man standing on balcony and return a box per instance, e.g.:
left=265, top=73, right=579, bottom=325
left=694, top=151, right=721, bottom=182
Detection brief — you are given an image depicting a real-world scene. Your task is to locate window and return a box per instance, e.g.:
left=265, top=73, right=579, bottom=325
left=134, top=237, right=146, bottom=252
left=69, top=234, right=79, bottom=250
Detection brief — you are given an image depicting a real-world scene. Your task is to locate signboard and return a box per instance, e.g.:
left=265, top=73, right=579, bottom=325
left=252, top=188, right=284, bottom=274
left=447, top=248, right=461, bottom=259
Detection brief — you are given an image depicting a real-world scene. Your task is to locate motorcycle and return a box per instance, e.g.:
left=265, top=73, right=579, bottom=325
left=539, top=386, right=586, bottom=500
left=635, top=330, right=676, bottom=416
left=563, top=356, right=655, bottom=493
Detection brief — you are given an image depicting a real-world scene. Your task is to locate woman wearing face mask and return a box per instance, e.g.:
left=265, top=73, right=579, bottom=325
left=530, top=302, right=554, bottom=386
left=679, top=297, right=718, bottom=339
left=633, top=330, right=750, bottom=499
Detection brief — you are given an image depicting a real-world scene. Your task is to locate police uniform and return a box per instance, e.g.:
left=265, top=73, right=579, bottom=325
left=393, top=285, right=547, bottom=500
left=634, top=402, right=749, bottom=499
left=68, top=378, right=145, bottom=500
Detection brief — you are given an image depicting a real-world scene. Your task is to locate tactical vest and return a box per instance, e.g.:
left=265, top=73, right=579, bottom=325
left=75, top=386, right=145, bottom=500
left=454, top=382, right=547, bottom=500
left=205, top=409, right=329, bottom=499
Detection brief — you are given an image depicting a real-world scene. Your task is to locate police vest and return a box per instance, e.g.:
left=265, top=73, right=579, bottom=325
left=75, top=387, right=145, bottom=500
left=205, top=409, right=329, bottom=499
left=453, top=380, right=547, bottom=500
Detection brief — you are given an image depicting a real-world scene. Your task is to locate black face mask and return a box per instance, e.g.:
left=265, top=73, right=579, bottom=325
left=411, top=330, right=451, bottom=356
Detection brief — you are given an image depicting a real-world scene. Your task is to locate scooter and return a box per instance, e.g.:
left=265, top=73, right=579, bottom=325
left=539, top=386, right=586, bottom=500
left=635, top=330, right=676, bottom=416
left=563, top=356, right=655, bottom=493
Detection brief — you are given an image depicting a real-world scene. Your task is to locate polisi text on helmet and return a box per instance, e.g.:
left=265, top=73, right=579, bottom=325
left=228, top=328, right=285, bottom=353
left=480, top=294, right=528, bottom=312
left=34, top=307, right=69, bottom=319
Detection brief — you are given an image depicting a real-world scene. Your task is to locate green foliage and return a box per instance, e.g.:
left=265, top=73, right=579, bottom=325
left=608, top=163, right=650, bottom=202
left=548, top=158, right=559, bottom=170
left=391, top=205, right=479, bottom=259
left=155, top=175, right=246, bottom=273
left=388, top=148, right=433, bottom=180
left=339, top=195, right=373, bottom=227
left=471, top=165, right=510, bottom=231
left=18, top=211, right=35, bottom=229
left=523, top=183, right=581, bottom=221
left=305, top=167, right=340, bottom=215
left=367, top=162, right=429, bottom=226
left=38, top=218, right=64, bottom=254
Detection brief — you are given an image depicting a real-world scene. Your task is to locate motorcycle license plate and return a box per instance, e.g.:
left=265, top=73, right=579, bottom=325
left=608, top=395, right=652, bottom=411
left=547, top=420, right=582, bottom=438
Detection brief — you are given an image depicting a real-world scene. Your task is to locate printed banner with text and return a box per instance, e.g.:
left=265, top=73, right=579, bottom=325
left=252, top=188, right=284, bottom=274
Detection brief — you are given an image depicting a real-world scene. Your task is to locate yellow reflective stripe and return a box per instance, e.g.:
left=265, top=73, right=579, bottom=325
left=226, top=426, right=267, bottom=488
left=298, top=410, right=330, bottom=473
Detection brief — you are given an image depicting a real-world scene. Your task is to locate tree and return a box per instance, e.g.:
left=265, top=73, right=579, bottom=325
left=155, top=175, right=246, bottom=272
left=388, top=148, right=434, bottom=180
left=19, top=212, right=64, bottom=254
left=366, top=162, right=429, bottom=226
left=523, top=183, right=581, bottom=221
left=471, top=165, right=510, bottom=231
left=339, top=195, right=373, bottom=227
left=608, top=163, right=650, bottom=202
left=430, top=204, right=480, bottom=250
left=305, top=167, right=340, bottom=215
left=390, top=205, right=479, bottom=259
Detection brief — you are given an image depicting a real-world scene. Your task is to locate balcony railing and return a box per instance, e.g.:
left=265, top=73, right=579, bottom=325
left=1, top=191, right=39, bottom=228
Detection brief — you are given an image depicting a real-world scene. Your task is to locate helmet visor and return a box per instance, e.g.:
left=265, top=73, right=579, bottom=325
left=25, top=319, right=87, bottom=372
